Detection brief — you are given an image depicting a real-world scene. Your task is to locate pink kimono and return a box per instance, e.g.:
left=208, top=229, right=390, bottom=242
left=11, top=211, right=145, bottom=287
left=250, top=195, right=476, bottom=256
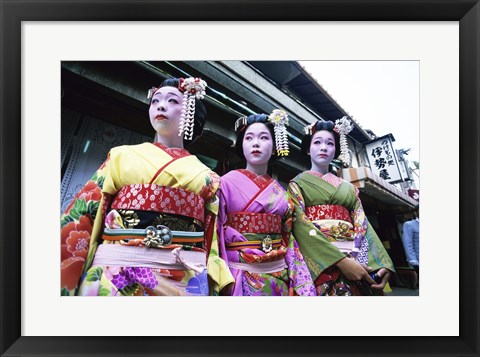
left=217, top=169, right=315, bottom=296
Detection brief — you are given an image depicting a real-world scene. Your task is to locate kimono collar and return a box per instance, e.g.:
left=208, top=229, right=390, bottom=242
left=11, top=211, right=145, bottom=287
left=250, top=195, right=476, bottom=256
left=152, top=142, right=191, bottom=159
left=239, top=169, right=270, bottom=180
left=238, top=169, right=273, bottom=189
left=307, top=170, right=339, bottom=179
left=305, top=171, right=342, bottom=188
left=306, top=170, right=325, bottom=178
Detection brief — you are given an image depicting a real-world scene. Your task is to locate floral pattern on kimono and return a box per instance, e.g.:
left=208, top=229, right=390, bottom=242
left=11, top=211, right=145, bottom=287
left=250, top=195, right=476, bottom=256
left=61, top=142, right=233, bottom=296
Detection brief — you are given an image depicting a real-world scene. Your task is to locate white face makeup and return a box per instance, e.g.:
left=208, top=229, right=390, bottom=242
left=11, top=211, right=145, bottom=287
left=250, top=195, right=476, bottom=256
left=148, top=86, right=183, bottom=139
left=309, top=130, right=336, bottom=173
left=242, top=122, right=274, bottom=172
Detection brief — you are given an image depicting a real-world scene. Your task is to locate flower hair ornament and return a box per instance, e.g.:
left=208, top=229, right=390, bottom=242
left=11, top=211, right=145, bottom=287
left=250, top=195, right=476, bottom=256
left=147, top=77, right=207, bottom=141
left=178, top=77, right=207, bottom=140
left=333, top=116, right=354, bottom=166
left=268, top=109, right=290, bottom=156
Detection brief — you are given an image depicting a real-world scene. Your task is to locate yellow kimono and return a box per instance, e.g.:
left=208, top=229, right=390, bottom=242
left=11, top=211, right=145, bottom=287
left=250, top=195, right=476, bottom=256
left=60, top=142, right=233, bottom=296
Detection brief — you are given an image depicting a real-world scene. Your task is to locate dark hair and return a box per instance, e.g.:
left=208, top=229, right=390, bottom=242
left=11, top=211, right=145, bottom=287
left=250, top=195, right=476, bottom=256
left=300, top=120, right=340, bottom=159
left=234, top=113, right=276, bottom=161
left=155, top=77, right=207, bottom=146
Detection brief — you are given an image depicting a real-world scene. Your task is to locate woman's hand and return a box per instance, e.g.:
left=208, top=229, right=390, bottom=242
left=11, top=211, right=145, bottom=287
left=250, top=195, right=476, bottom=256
left=336, top=257, right=375, bottom=284
left=370, top=268, right=391, bottom=290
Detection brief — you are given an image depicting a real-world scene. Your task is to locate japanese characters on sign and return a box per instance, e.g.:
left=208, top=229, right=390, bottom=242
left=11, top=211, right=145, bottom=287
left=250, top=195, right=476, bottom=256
left=365, top=134, right=403, bottom=183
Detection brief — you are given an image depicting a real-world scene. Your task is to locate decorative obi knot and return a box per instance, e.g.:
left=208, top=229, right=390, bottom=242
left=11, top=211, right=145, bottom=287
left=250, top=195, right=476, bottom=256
left=306, top=204, right=352, bottom=223
left=226, top=212, right=282, bottom=234
left=317, top=221, right=354, bottom=242
left=225, top=234, right=283, bottom=253
left=102, top=227, right=204, bottom=248
left=111, top=184, right=205, bottom=222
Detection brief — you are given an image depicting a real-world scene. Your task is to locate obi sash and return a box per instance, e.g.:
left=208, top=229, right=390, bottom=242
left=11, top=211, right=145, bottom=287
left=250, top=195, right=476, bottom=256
left=226, top=212, right=282, bottom=234
left=306, top=204, right=352, bottom=223
left=306, top=204, right=355, bottom=253
left=111, top=184, right=205, bottom=223
left=102, top=227, right=204, bottom=247
left=225, top=212, right=283, bottom=253
left=92, top=244, right=206, bottom=272
left=225, top=234, right=283, bottom=253
left=227, top=259, right=287, bottom=274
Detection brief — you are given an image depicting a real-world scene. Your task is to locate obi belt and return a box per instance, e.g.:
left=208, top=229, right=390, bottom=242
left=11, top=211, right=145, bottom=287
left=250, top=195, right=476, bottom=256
left=94, top=184, right=206, bottom=271
left=224, top=212, right=287, bottom=273
left=306, top=204, right=355, bottom=255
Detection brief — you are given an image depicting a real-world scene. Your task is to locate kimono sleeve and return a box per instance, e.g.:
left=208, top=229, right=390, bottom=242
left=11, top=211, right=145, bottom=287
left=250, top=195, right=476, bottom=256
left=364, top=220, right=396, bottom=273
left=349, top=186, right=369, bottom=263
left=60, top=157, right=110, bottom=296
left=283, top=193, right=316, bottom=296
left=350, top=187, right=395, bottom=273
left=287, top=181, right=345, bottom=280
left=204, top=183, right=234, bottom=295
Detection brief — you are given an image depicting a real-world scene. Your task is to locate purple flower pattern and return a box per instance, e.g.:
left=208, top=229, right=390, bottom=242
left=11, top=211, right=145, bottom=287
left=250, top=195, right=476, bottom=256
left=111, top=267, right=158, bottom=290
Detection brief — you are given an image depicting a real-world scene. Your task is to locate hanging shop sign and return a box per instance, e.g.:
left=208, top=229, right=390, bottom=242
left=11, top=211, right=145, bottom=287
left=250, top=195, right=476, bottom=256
left=365, top=134, right=403, bottom=184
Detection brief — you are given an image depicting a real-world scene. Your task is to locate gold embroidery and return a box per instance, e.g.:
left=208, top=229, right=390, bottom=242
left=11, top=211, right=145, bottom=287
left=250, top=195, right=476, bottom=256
left=327, top=222, right=354, bottom=241
left=118, top=210, right=140, bottom=228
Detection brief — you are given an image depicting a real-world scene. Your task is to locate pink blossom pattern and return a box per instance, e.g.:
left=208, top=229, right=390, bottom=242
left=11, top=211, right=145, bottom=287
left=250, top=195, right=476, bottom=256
left=226, top=212, right=282, bottom=234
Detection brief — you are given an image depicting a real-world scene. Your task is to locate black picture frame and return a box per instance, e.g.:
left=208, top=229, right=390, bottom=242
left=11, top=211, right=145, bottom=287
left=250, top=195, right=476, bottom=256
left=1, top=1, right=478, bottom=356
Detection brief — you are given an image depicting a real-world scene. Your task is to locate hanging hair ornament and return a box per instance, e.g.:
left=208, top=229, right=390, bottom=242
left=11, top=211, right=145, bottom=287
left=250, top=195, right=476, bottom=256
left=177, top=77, right=207, bottom=140
left=268, top=109, right=290, bottom=156
left=303, top=122, right=316, bottom=136
left=234, top=116, right=248, bottom=133
left=334, top=116, right=354, bottom=166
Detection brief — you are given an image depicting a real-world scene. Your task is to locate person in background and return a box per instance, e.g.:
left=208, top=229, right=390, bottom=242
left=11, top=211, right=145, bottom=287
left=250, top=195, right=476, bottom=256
left=402, top=204, right=419, bottom=287
left=288, top=118, right=395, bottom=296
left=60, top=76, right=233, bottom=296
left=216, top=110, right=315, bottom=296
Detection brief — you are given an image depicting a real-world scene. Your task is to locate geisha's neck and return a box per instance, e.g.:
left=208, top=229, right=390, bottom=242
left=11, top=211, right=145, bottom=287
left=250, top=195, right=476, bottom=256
left=245, top=163, right=268, bottom=176
left=309, top=164, right=330, bottom=175
left=154, top=132, right=184, bottom=149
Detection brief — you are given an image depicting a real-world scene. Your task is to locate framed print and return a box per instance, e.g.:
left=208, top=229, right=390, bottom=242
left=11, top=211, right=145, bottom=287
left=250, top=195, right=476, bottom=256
left=1, top=0, right=479, bottom=356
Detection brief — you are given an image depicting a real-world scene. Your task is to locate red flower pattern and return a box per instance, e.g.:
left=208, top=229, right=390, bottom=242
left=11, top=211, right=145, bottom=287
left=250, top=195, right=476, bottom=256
left=64, top=180, right=102, bottom=214
left=61, top=215, right=92, bottom=246
left=65, top=231, right=90, bottom=259
left=61, top=215, right=93, bottom=291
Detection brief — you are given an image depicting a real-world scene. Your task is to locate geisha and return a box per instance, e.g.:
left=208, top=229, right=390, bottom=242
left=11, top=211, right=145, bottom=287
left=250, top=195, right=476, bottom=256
left=216, top=110, right=315, bottom=296
left=60, top=77, right=233, bottom=296
left=288, top=118, right=395, bottom=296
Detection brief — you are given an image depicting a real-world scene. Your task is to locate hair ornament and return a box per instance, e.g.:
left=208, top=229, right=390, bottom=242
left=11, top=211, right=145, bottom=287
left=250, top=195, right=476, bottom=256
left=234, top=116, right=248, bottom=133
left=268, top=109, right=290, bottom=156
left=334, top=116, right=354, bottom=166
left=177, top=77, right=208, bottom=140
left=304, top=122, right=316, bottom=136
